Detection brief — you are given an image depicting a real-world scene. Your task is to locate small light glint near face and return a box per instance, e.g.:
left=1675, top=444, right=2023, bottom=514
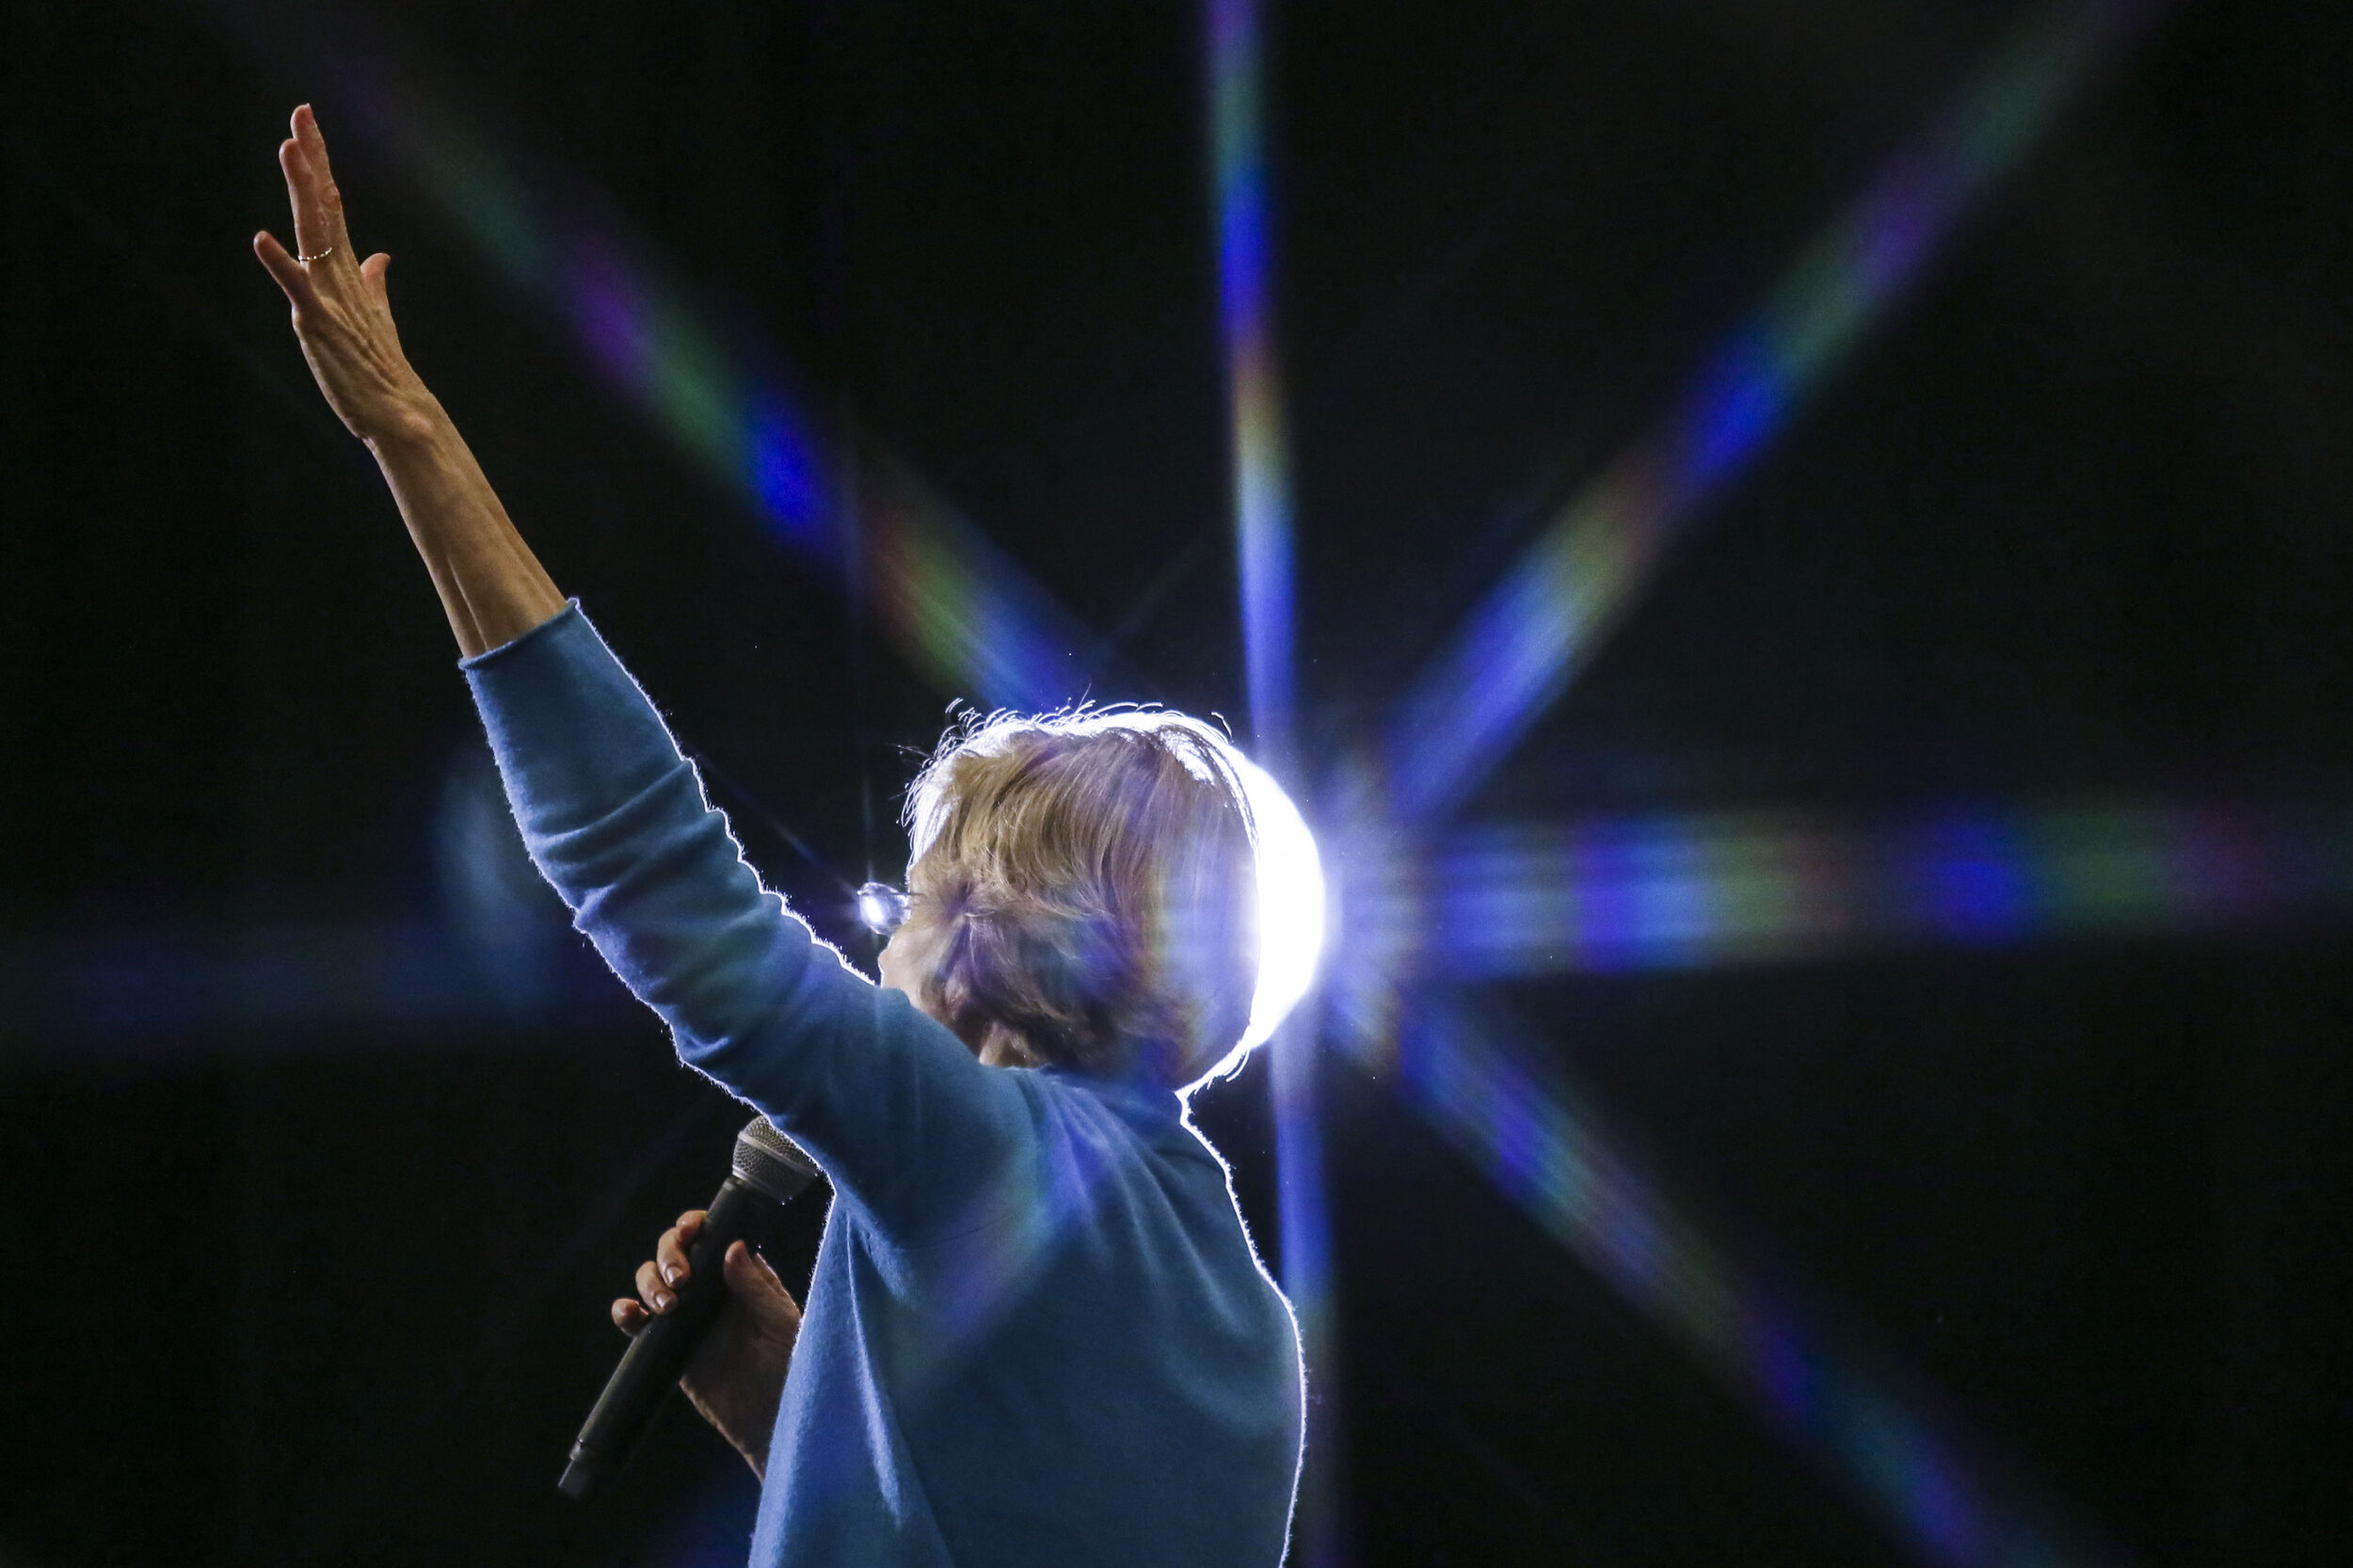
left=856, top=881, right=913, bottom=936
left=1231, top=754, right=1326, bottom=1052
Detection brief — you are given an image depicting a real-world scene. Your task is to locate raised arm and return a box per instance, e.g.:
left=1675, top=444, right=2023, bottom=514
left=257, top=105, right=1032, bottom=1233
left=253, top=104, right=563, bottom=657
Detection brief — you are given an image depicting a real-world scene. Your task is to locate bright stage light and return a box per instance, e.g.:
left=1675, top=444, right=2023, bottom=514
left=1230, top=751, right=1326, bottom=1055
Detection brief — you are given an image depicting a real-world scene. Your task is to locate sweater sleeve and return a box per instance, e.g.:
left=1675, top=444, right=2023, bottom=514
left=461, top=603, right=1027, bottom=1237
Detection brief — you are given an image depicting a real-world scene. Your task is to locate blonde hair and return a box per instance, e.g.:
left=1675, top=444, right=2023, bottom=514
left=902, top=708, right=1260, bottom=1088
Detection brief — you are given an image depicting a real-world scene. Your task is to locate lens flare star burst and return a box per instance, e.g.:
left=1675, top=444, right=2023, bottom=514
left=1386, top=0, right=2158, bottom=824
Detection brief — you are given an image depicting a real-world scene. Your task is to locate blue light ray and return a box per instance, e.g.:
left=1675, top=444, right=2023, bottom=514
left=1210, top=0, right=1300, bottom=775
left=212, top=0, right=1100, bottom=713
left=0, top=920, right=630, bottom=1058
left=1343, top=797, right=2353, bottom=979
left=1208, top=2, right=1339, bottom=1560
left=1353, top=992, right=2118, bottom=1568
left=1386, top=0, right=2159, bottom=823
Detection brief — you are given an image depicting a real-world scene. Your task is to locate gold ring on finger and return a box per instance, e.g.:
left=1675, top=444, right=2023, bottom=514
left=296, top=245, right=336, bottom=264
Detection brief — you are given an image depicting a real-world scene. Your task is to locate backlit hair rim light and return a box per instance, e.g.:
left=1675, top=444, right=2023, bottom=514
left=905, top=705, right=1326, bottom=1077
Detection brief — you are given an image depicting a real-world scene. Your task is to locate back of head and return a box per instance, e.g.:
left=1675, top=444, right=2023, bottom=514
left=904, top=710, right=1260, bottom=1089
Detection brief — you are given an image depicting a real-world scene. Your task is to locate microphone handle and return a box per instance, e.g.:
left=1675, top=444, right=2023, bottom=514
left=557, top=1175, right=778, bottom=1501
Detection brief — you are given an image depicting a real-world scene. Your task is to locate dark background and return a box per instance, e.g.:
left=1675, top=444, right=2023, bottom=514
left=4, top=0, right=2349, bottom=1564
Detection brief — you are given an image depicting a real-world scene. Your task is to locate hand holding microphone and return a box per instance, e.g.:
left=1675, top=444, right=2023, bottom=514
left=561, top=1117, right=819, bottom=1499
left=611, top=1208, right=804, bottom=1480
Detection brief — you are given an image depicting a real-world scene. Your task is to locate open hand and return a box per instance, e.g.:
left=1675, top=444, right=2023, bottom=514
left=253, top=104, right=430, bottom=443
left=614, top=1209, right=803, bottom=1480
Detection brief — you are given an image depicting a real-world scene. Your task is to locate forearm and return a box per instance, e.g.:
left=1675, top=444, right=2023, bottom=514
left=368, top=394, right=566, bottom=658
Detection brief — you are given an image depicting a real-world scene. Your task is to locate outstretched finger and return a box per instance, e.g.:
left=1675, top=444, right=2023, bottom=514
left=279, top=136, right=335, bottom=264
left=292, top=104, right=355, bottom=260
left=252, top=229, right=315, bottom=304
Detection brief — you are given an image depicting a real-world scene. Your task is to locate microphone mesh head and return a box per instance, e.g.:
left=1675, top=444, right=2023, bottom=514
left=732, top=1116, right=821, bottom=1204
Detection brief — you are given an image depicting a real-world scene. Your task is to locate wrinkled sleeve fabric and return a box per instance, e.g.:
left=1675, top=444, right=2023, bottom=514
left=461, top=603, right=1026, bottom=1235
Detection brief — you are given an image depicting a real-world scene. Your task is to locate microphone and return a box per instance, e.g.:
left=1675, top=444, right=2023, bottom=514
left=557, top=1115, right=820, bottom=1501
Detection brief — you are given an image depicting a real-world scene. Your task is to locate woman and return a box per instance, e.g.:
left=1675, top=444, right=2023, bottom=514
left=256, top=105, right=1304, bottom=1566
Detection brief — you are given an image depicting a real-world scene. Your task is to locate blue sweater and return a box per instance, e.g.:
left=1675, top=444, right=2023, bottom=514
left=464, top=604, right=1304, bottom=1567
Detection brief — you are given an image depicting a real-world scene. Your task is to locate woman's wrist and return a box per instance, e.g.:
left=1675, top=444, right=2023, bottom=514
left=360, top=384, right=450, bottom=457
left=359, top=385, right=565, bottom=656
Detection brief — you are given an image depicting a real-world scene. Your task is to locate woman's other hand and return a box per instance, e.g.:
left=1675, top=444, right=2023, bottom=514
left=253, top=104, right=430, bottom=444
left=613, top=1209, right=804, bottom=1480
